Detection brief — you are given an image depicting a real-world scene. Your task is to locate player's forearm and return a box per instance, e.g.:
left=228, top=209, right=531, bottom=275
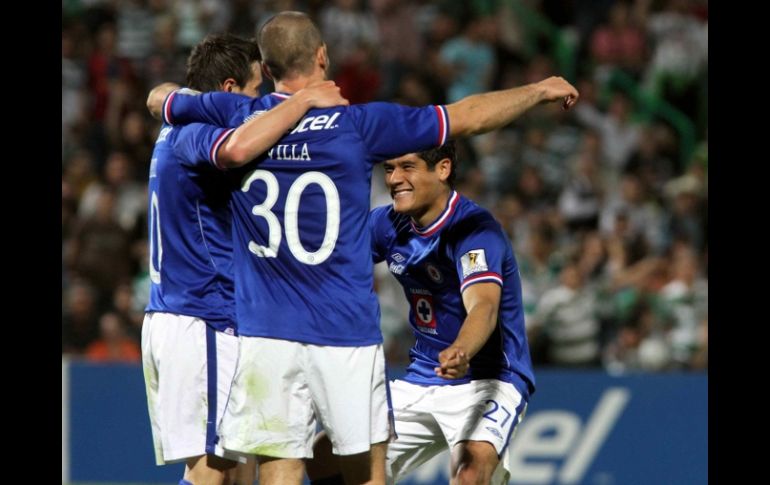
left=218, top=93, right=316, bottom=167
left=167, top=91, right=244, bottom=127
left=446, top=84, right=545, bottom=137
left=452, top=301, right=499, bottom=359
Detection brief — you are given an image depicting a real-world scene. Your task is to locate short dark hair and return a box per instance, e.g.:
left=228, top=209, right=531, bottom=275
left=185, top=33, right=261, bottom=92
left=258, top=11, right=324, bottom=81
left=417, top=141, right=457, bottom=188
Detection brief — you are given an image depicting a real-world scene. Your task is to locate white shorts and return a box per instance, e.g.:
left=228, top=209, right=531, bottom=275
left=386, top=379, right=527, bottom=485
left=220, top=337, right=391, bottom=459
left=141, top=312, right=241, bottom=465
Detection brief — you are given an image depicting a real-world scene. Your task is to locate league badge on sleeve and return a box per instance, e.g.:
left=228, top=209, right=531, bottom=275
left=461, top=249, right=489, bottom=278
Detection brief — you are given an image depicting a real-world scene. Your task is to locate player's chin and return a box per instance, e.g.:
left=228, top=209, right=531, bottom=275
left=391, top=195, right=414, bottom=213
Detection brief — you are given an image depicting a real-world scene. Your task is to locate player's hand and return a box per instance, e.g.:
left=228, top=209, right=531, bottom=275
left=435, top=346, right=470, bottom=380
left=147, top=82, right=181, bottom=120
left=536, top=76, right=579, bottom=111
left=302, top=81, right=349, bottom=109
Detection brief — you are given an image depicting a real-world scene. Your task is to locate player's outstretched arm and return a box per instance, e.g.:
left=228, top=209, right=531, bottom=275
left=435, top=282, right=501, bottom=379
left=446, top=76, right=579, bottom=137
left=147, top=82, right=181, bottom=120
left=217, top=81, right=348, bottom=167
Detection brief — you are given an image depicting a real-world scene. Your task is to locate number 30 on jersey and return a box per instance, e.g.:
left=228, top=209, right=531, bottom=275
left=241, top=169, right=340, bottom=265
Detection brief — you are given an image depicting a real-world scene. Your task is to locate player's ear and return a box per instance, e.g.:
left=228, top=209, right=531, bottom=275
left=317, top=44, right=329, bottom=72
left=221, top=78, right=237, bottom=92
left=436, top=158, right=452, bottom=183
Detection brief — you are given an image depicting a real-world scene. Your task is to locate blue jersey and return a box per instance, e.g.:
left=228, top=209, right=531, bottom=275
left=370, top=192, right=535, bottom=397
left=163, top=91, right=450, bottom=346
left=145, top=121, right=238, bottom=333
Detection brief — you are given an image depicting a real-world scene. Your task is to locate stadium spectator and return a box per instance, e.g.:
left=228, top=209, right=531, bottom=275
left=85, top=312, right=141, bottom=363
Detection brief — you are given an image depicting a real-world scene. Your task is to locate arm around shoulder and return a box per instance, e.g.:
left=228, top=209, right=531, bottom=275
left=216, top=81, right=348, bottom=168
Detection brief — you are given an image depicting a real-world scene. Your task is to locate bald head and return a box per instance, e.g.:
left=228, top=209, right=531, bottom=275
left=258, top=11, right=325, bottom=81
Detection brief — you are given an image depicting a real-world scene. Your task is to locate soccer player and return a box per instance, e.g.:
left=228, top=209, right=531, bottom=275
left=158, top=11, right=577, bottom=485
left=141, top=32, right=346, bottom=485
left=309, top=142, right=532, bottom=485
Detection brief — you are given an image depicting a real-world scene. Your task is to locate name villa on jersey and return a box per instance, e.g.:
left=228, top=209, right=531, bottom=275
left=266, top=112, right=342, bottom=161
left=268, top=143, right=311, bottom=161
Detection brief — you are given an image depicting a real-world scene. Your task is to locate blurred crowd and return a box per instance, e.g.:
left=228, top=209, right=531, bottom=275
left=62, top=0, right=707, bottom=372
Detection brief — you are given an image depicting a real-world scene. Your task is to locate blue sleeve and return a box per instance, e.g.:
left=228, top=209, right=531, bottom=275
left=369, top=206, right=390, bottom=264
left=163, top=90, right=251, bottom=128
left=452, top=221, right=507, bottom=293
left=348, top=103, right=450, bottom=162
left=173, top=123, right=236, bottom=171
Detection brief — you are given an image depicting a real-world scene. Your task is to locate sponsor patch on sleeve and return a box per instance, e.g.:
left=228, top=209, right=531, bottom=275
left=461, top=249, right=488, bottom=278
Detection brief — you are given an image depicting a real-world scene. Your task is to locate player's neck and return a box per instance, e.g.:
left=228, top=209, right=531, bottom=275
left=412, top=189, right=453, bottom=228
left=274, top=70, right=327, bottom=95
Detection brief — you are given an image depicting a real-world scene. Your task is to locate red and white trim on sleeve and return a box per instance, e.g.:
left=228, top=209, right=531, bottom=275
left=162, top=91, right=177, bottom=125
left=433, top=105, right=449, bottom=146
left=209, top=128, right=236, bottom=170
left=271, top=92, right=290, bottom=99
left=411, top=191, right=459, bottom=237
left=460, top=272, right=503, bottom=292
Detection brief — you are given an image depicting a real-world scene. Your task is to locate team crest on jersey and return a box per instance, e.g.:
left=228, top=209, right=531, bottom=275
left=424, top=263, right=444, bottom=284
left=391, top=253, right=405, bottom=263
left=461, top=249, right=489, bottom=278
left=410, top=291, right=437, bottom=334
